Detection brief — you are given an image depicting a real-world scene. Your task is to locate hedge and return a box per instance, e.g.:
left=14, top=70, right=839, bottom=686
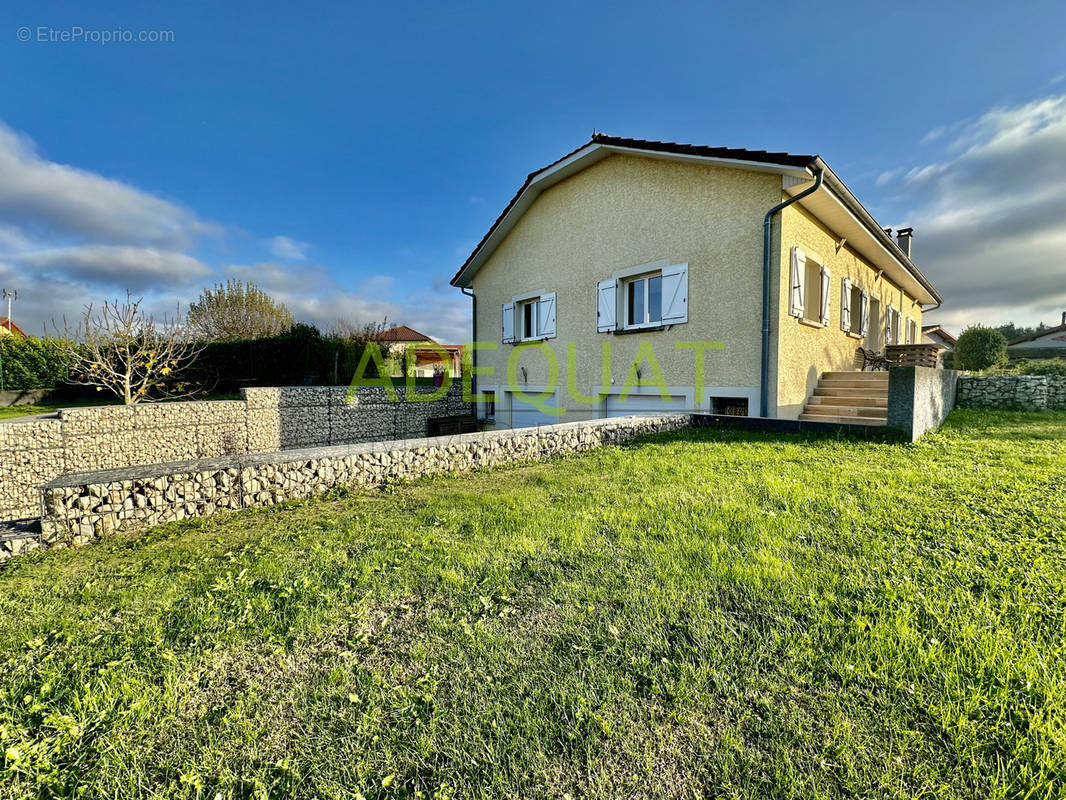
left=954, top=327, right=1008, bottom=371
left=0, top=336, right=79, bottom=391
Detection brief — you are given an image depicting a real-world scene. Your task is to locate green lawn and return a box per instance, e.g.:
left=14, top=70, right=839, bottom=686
left=1, top=410, right=1064, bottom=799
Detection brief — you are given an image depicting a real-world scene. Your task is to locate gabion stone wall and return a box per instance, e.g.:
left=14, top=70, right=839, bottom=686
left=957, top=375, right=1066, bottom=411
left=0, top=384, right=473, bottom=522
left=36, top=414, right=691, bottom=559
left=0, top=419, right=64, bottom=521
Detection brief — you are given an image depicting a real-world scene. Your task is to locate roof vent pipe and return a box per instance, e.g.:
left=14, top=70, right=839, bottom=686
left=896, top=227, right=914, bottom=259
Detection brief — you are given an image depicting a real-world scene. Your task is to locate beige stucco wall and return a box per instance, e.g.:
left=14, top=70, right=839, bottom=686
left=769, top=201, right=924, bottom=417
left=471, top=153, right=781, bottom=424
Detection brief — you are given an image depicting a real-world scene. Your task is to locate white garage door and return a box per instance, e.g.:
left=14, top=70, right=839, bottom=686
left=605, top=393, right=687, bottom=418
left=506, top=391, right=561, bottom=429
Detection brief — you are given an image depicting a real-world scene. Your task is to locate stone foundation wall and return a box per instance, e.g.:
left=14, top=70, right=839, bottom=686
left=956, top=375, right=1066, bottom=411
left=35, top=415, right=690, bottom=558
left=0, top=384, right=472, bottom=521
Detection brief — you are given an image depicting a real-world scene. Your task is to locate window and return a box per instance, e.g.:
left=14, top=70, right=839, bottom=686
left=502, top=293, right=556, bottom=343
left=789, top=248, right=829, bottom=326
left=841, top=278, right=863, bottom=334
left=624, top=273, right=662, bottom=328
left=849, top=284, right=863, bottom=333
left=712, top=396, right=749, bottom=416
left=598, top=262, right=687, bottom=332
left=520, top=298, right=540, bottom=340
left=905, top=317, right=918, bottom=344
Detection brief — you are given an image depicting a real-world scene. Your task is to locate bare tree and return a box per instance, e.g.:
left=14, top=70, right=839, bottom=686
left=56, top=293, right=205, bottom=404
left=328, top=316, right=390, bottom=345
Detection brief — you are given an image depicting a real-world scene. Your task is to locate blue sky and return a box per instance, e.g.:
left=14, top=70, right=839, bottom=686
left=2, top=0, right=1065, bottom=339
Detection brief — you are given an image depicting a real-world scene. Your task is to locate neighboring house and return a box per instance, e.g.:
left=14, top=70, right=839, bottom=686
left=922, top=324, right=956, bottom=352
left=450, top=134, right=941, bottom=427
left=1008, top=314, right=1066, bottom=361
left=922, top=324, right=956, bottom=366
left=374, top=325, right=463, bottom=378
left=0, top=318, right=26, bottom=338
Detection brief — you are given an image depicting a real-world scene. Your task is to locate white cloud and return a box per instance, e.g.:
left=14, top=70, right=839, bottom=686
left=878, top=94, right=1066, bottom=332
left=222, top=262, right=470, bottom=343
left=0, top=122, right=216, bottom=248
left=267, top=235, right=309, bottom=260
left=22, top=245, right=211, bottom=290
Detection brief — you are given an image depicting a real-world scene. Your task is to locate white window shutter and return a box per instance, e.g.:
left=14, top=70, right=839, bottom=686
left=789, top=248, right=805, bottom=318
left=538, top=292, right=556, bottom=339
left=840, top=278, right=852, bottom=332
left=819, top=266, right=831, bottom=326
left=661, top=263, right=689, bottom=324
left=597, top=279, right=617, bottom=333
left=860, top=290, right=869, bottom=336
left=501, top=301, right=515, bottom=343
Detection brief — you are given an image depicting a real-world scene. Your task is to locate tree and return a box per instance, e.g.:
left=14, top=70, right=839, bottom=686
left=187, top=280, right=294, bottom=341
left=954, top=326, right=1008, bottom=371
left=57, top=293, right=205, bottom=404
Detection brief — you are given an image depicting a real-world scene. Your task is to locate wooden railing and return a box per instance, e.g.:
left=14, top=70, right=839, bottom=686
left=887, top=344, right=940, bottom=368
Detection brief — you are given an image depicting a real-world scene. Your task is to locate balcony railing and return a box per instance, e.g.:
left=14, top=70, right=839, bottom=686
left=886, top=343, right=940, bottom=368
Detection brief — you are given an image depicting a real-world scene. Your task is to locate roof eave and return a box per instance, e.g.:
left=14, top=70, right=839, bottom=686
left=450, top=142, right=813, bottom=288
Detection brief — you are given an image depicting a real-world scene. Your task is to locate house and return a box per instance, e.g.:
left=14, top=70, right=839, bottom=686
left=0, top=318, right=26, bottom=338
left=450, top=134, right=941, bottom=428
left=374, top=325, right=462, bottom=378
left=922, top=324, right=956, bottom=366
left=1008, top=313, right=1066, bottom=361
left=922, top=324, right=956, bottom=352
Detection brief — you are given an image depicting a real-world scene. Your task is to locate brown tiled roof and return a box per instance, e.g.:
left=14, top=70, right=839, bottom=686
left=0, top=318, right=26, bottom=337
left=451, top=134, right=816, bottom=286
left=374, top=325, right=437, bottom=343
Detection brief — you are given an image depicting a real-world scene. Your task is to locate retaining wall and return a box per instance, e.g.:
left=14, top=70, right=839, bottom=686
left=887, top=366, right=960, bottom=441
left=0, top=384, right=471, bottom=521
left=34, top=414, right=690, bottom=558
left=956, top=375, right=1066, bottom=411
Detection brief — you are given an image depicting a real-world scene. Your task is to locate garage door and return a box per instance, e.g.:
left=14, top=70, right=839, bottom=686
left=506, top=391, right=561, bottom=429
left=605, top=393, right=687, bottom=418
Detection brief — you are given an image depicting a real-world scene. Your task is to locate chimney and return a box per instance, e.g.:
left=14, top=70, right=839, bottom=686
left=896, top=227, right=914, bottom=259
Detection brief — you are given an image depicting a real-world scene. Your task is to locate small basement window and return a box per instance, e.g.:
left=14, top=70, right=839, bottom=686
left=712, top=397, right=749, bottom=416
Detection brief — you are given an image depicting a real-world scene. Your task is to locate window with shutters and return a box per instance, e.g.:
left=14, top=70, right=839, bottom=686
left=800, top=254, right=829, bottom=327
left=600, top=261, right=687, bottom=333
left=849, top=284, right=863, bottom=334
left=504, top=291, right=556, bottom=343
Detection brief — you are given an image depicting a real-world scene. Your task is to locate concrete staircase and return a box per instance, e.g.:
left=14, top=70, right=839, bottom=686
left=799, top=371, right=888, bottom=426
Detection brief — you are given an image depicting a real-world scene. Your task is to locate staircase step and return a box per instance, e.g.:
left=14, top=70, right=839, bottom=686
left=802, top=404, right=887, bottom=418
left=799, top=413, right=887, bottom=426
left=821, top=371, right=888, bottom=380
left=808, top=395, right=888, bottom=408
left=818, top=379, right=890, bottom=390
left=813, top=386, right=889, bottom=398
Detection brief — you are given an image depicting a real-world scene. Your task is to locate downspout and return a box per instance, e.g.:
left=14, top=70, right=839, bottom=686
left=760, top=167, right=824, bottom=417
left=460, top=286, right=477, bottom=412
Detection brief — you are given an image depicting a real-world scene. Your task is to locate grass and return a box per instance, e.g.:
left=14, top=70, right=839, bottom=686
left=0, top=409, right=1064, bottom=798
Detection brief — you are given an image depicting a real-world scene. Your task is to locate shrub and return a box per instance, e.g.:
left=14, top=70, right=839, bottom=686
left=0, top=336, right=79, bottom=390
left=954, top=326, right=1008, bottom=371
left=1010, top=358, right=1066, bottom=377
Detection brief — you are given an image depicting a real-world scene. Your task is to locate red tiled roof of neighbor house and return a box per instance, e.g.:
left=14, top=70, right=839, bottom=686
left=1008, top=324, right=1066, bottom=346
left=374, top=325, right=437, bottom=343
left=0, top=318, right=26, bottom=338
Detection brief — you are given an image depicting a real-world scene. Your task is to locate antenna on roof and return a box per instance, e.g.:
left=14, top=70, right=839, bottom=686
left=2, top=288, right=15, bottom=333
